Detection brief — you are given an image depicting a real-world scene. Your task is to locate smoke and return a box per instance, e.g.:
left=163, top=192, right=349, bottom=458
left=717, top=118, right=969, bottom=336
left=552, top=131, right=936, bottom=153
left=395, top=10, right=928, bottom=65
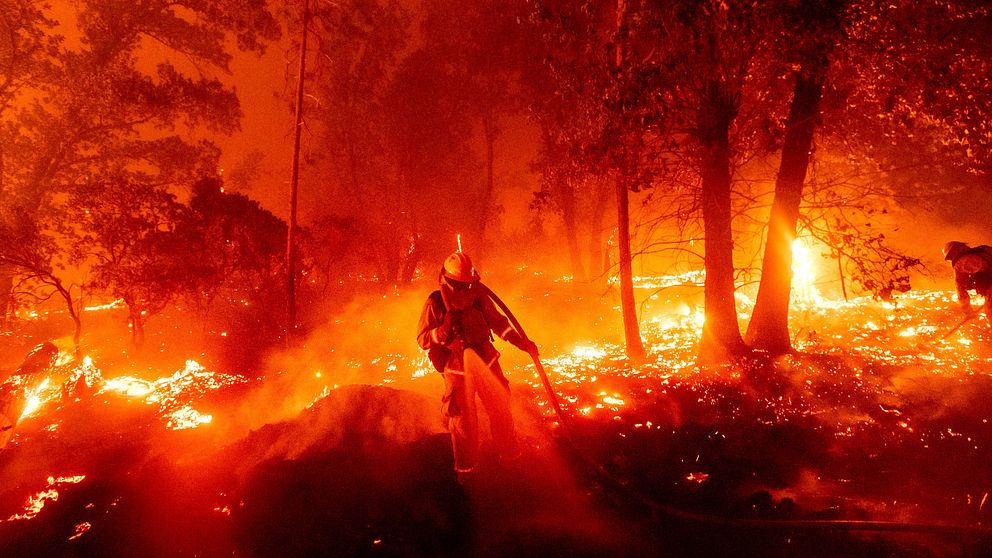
left=210, top=286, right=439, bottom=439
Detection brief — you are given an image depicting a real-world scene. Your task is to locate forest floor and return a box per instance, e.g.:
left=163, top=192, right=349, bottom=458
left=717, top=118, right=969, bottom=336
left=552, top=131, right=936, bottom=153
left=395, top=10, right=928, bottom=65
left=1, top=276, right=991, bottom=557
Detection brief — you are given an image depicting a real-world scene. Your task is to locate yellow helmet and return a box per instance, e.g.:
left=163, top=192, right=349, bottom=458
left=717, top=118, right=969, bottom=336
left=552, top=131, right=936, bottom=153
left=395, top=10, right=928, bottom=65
left=441, top=252, right=478, bottom=283
left=943, top=241, right=969, bottom=261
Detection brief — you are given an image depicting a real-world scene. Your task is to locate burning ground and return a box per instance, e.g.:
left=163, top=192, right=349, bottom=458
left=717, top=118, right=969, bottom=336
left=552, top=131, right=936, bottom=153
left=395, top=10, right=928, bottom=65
left=2, top=276, right=992, bottom=557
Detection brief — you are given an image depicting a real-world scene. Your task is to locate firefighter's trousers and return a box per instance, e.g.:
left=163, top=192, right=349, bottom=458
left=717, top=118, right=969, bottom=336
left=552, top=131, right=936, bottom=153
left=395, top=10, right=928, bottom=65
left=442, top=348, right=517, bottom=472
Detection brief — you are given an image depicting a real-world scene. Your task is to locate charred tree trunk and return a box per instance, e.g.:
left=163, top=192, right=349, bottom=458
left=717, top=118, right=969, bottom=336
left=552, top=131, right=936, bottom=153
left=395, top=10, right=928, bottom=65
left=614, top=0, right=645, bottom=362
left=559, top=186, right=586, bottom=281
left=50, top=278, right=82, bottom=354
left=590, top=179, right=611, bottom=283
left=286, top=0, right=309, bottom=339
left=476, top=108, right=497, bottom=251
left=745, top=63, right=826, bottom=354
left=616, top=174, right=646, bottom=362
left=127, top=304, right=144, bottom=349
left=0, top=267, right=11, bottom=330
left=399, top=220, right=422, bottom=285
left=400, top=246, right=421, bottom=284
left=698, top=81, right=747, bottom=364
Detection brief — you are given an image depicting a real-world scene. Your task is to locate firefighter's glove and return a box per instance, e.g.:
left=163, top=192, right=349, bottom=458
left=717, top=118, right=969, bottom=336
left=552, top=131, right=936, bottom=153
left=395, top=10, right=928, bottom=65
left=437, top=310, right=463, bottom=343
left=506, top=330, right=539, bottom=357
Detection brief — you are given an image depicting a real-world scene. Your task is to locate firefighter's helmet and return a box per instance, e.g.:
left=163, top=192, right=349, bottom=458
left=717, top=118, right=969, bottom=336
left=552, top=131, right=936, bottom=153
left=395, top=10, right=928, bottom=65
left=943, top=241, right=969, bottom=261
left=441, top=252, right=478, bottom=283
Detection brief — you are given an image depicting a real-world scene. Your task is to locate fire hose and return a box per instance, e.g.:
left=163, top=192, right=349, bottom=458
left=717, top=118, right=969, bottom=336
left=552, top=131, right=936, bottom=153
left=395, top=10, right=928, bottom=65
left=479, top=283, right=992, bottom=539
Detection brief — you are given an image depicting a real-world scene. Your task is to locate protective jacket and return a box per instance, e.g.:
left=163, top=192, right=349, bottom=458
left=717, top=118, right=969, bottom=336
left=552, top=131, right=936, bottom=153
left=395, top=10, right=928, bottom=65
left=950, top=245, right=992, bottom=309
left=416, top=286, right=520, bottom=373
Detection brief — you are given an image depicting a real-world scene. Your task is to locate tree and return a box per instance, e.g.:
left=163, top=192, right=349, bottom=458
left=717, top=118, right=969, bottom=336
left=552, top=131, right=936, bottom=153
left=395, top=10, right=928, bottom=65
left=745, top=0, right=846, bottom=355
left=0, top=0, right=59, bottom=326
left=633, top=1, right=781, bottom=364
left=748, top=0, right=990, bottom=354
left=420, top=0, right=530, bottom=252
left=302, top=0, right=410, bottom=285
left=383, top=47, right=480, bottom=282
left=525, top=0, right=649, bottom=361
left=67, top=175, right=198, bottom=348
left=0, top=0, right=278, bottom=343
left=523, top=5, right=619, bottom=282
left=188, top=177, right=288, bottom=341
left=0, top=215, right=83, bottom=349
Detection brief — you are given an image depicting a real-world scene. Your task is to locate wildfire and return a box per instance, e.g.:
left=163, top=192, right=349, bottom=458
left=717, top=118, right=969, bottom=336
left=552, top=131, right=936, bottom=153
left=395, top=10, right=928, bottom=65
left=18, top=378, right=51, bottom=420
left=791, top=237, right=821, bottom=304
left=102, top=376, right=154, bottom=397
left=83, top=298, right=126, bottom=312
left=167, top=406, right=214, bottom=430
left=4, top=266, right=989, bottom=535
left=10, top=356, right=245, bottom=435
left=6, top=475, right=86, bottom=522
left=68, top=521, right=92, bottom=540
left=96, top=359, right=243, bottom=430
left=686, top=472, right=710, bottom=483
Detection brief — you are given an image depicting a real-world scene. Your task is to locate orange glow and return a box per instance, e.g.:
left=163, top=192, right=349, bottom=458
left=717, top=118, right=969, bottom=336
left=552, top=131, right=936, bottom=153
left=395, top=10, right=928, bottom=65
left=166, top=406, right=213, bottom=430
left=68, top=522, right=92, bottom=540
left=791, top=237, right=821, bottom=304
left=103, top=376, right=154, bottom=397
left=6, top=475, right=85, bottom=521
left=13, top=357, right=243, bottom=433
left=18, top=378, right=51, bottom=420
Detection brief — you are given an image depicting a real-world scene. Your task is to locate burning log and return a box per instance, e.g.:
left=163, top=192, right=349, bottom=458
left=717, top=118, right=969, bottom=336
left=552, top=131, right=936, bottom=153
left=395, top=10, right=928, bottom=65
left=0, top=342, right=59, bottom=449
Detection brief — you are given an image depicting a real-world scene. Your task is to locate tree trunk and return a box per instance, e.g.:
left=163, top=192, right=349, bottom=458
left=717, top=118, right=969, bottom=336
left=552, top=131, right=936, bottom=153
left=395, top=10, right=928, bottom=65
left=476, top=108, right=497, bottom=251
left=745, top=64, right=826, bottom=354
left=559, top=186, right=585, bottom=281
left=0, top=267, right=11, bottom=330
left=616, top=174, right=646, bottom=362
left=52, top=279, right=82, bottom=355
left=286, top=0, right=309, bottom=339
left=128, top=305, right=145, bottom=349
left=399, top=220, right=421, bottom=284
left=589, top=179, right=611, bottom=282
left=613, top=0, right=645, bottom=362
left=400, top=245, right=421, bottom=284
left=698, top=81, right=747, bottom=364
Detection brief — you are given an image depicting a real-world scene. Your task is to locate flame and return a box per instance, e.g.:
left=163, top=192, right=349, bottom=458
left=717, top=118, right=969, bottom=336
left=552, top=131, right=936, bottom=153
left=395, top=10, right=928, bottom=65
left=14, top=357, right=244, bottom=432
left=6, top=475, right=85, bottom=521
left=166, top=406, right=213, bottom=430
left=572, top=345, right=606, bottom=360
left=68, top=522, right=92, bottom=540
left=791, top=238, right=821, bottom=304
left=19, top=378, right=51, bottom=420
left=96, top=359, right=244, bottom=430
left=84, top=298, right=125, bottom=312
left=103, top=376, right=154, bottom=397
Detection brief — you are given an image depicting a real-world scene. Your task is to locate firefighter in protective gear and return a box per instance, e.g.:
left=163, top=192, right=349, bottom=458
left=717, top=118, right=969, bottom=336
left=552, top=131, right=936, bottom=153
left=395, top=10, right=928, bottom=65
left=943, top=241, right=992, bottom=324
left=417, top=251, right=538, bottom=473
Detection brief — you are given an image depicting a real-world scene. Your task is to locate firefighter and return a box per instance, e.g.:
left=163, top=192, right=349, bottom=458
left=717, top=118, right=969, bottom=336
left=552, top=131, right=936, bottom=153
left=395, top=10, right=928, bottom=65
left=943, top=241, right=992, bottom=324
left=417, top=251, right=538, bottom=476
